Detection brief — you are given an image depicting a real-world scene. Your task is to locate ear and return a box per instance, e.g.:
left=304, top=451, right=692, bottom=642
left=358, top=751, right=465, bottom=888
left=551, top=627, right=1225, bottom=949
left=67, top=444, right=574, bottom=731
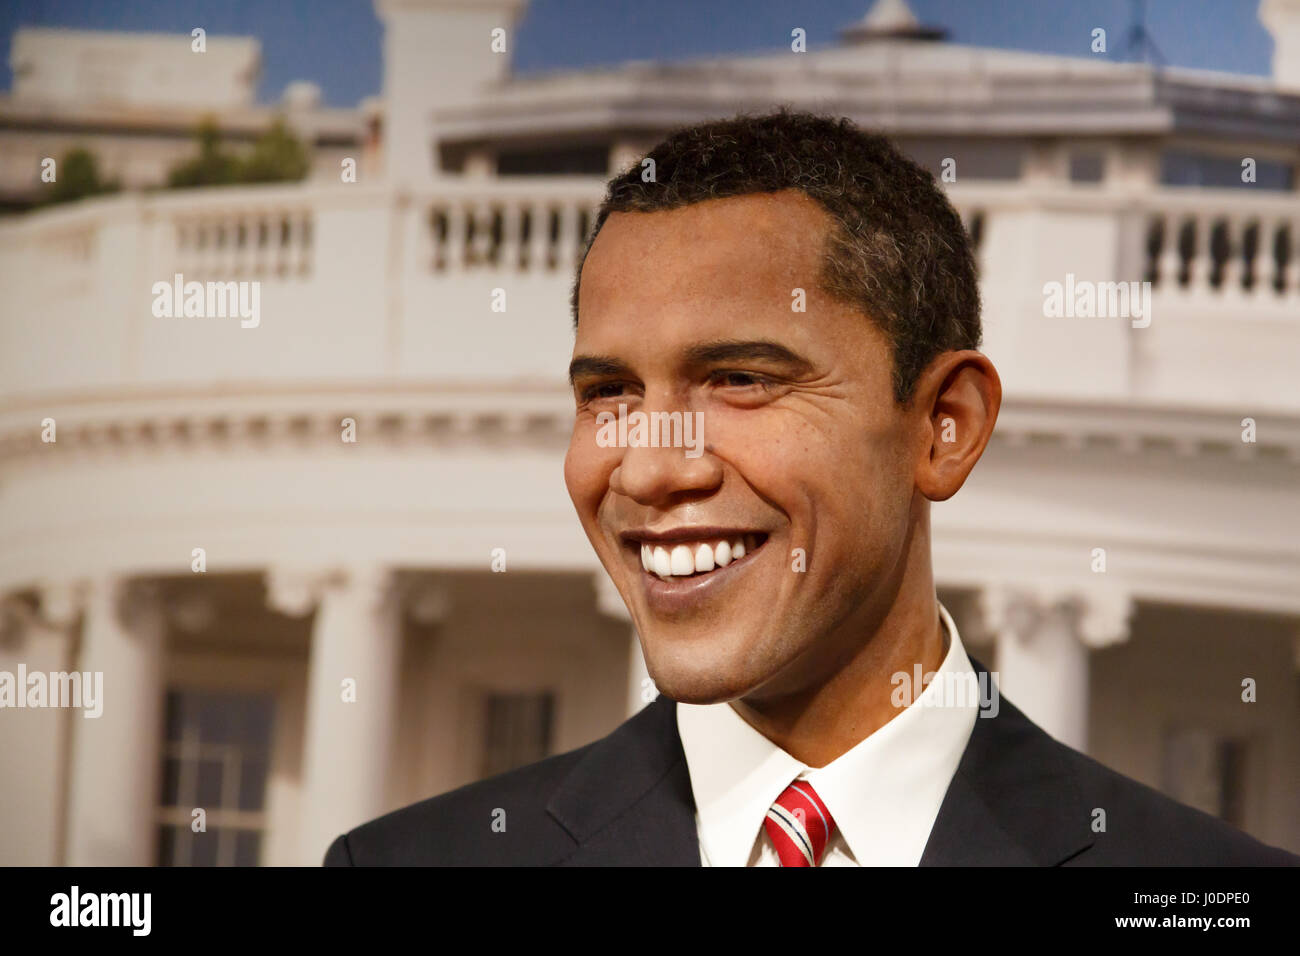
left=912, top=350, right=1002, bottom=502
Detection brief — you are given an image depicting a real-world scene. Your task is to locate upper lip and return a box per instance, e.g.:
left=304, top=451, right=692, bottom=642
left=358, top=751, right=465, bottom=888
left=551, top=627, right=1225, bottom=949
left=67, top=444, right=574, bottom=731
left=619, top=526, right=765, bottom=545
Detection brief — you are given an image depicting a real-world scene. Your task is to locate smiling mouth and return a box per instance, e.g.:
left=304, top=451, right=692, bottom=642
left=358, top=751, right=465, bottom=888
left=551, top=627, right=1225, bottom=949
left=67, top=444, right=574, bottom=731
left=634, top=533, right=769, bottom=581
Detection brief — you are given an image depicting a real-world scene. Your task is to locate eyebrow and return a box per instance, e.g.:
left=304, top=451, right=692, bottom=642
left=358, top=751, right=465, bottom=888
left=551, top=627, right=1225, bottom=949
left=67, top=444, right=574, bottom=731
left=568, top=355, right=630, bottom=386
left=682, top=339, right=815, bottom=375
left=568, top=339, right=815, bottom=386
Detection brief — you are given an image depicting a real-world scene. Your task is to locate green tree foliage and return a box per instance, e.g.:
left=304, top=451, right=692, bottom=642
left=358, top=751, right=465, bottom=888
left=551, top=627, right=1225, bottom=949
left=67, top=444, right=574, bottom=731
left=240, top=119, right=310, bottom=183
left=166, top=117, right=310, bottom=189
left=166, top=119, right=242, bottom=188
left=43, top=148, right=120, bottom=205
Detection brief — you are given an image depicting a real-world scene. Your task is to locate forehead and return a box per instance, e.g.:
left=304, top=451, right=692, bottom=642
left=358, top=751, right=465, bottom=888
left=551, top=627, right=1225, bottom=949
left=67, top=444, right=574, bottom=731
left=576, top=189, right=834, bottom=332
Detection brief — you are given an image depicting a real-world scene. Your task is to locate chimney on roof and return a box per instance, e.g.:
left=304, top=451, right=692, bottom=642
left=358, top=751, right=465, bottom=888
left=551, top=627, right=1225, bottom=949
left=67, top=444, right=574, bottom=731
left=840, top=0, right=947, bottom=44
left=373, top=0, right=529, bottom=183
left=1261, top=0, right=1300, bottom=88
left=281, top=81, right=321, bottom=111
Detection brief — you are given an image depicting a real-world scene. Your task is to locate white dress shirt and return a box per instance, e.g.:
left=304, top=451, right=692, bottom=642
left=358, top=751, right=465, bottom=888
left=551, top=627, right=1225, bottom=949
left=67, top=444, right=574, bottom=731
left=676, top=602, right=978, bottom=866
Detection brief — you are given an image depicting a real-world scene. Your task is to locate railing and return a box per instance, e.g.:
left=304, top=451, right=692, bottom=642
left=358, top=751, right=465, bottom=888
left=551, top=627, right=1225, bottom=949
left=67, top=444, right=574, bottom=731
left=9, top=179, right=1295, bottom=301
left=946, top=182, right=1300, bottom=309
left=418, top=179, right=600, bottom=275
left=1140, top=193, right=1299, bottom=301
left=173, top=207, right=313, bottom=279
left=2, top=177, right=1298, bottom=408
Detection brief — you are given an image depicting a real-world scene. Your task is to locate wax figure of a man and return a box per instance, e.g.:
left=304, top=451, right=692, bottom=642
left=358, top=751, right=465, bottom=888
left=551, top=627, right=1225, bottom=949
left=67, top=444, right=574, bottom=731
left=326, top=110, right=1297, bottom=867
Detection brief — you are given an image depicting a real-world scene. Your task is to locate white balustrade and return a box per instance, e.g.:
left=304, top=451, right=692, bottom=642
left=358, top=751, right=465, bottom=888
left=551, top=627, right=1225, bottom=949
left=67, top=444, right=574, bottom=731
left=416, top=178, right=599, bottom=276
left=1, top=178, right=1297, bottom=407
left=1138, top=196, right=1295, bottom=302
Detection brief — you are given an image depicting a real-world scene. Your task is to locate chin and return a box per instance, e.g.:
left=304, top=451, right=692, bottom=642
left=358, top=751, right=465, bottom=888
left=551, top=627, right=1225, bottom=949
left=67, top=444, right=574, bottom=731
left=650, top=673, right=744, bottom=706
left=643, top=640, right=771, bottom=705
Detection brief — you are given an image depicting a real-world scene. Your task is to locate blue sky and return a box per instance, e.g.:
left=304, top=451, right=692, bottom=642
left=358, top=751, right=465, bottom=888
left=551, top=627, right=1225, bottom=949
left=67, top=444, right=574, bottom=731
left=0, top=0, right=1274, bottom=107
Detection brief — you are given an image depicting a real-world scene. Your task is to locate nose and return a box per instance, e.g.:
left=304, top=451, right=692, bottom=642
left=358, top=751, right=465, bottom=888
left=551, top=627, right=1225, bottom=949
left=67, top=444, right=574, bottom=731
left=607, top=410, right=722, bottom=507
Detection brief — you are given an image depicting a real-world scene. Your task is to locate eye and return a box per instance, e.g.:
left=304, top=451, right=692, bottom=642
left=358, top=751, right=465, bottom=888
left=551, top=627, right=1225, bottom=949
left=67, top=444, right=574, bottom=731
left=712, top=370, right=770, bottom=389
left=578, top=381, right=629, bottom=402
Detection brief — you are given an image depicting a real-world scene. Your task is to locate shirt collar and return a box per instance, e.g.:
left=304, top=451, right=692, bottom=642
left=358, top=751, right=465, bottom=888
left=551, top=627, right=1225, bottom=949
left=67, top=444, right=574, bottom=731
left=676, top=602, right=978, bottom=866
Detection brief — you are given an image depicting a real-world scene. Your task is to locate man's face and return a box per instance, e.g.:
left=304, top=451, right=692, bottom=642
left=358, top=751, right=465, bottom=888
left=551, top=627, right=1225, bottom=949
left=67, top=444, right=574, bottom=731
left=565, top=189, right=924, bottom=705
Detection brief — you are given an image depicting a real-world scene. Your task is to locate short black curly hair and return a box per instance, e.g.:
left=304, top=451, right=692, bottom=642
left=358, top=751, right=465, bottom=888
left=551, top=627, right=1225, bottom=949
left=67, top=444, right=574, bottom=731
left=570, top=107, right=981, bottom=404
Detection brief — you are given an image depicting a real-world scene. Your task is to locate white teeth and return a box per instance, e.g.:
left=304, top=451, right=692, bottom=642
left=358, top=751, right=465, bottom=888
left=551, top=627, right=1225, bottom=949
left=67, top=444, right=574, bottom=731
left=694, top=543, right=715, bottom=573
left=642, top=535, right=762, bottom=578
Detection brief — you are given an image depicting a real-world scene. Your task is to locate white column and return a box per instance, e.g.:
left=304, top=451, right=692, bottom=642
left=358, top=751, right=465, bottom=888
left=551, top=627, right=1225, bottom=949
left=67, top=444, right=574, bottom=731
left=1261, top=0, right=1300, bottom=89
left=66, top=578, right=166, bottom=866
left=626, top=628, right=655, bottom=717
left=0, top=586, right=78, bottom=864
left=594, top=572, right=654, bottom=717
left=269, top=566, right=402, bottom=864
left=374, top=0, right=528, bottom=182
left=981, top=584, right=1131, bottom=753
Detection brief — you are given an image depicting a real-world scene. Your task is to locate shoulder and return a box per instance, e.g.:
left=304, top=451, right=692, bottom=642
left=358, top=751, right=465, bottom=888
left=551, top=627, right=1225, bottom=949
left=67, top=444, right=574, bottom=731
left=322, top=696, right=683, bottom=866
left=323, top=743, right=594, bottom=866
left=1045, top=734, right=1297, bottom=866
left=959, top=662, right=1297, bottom=866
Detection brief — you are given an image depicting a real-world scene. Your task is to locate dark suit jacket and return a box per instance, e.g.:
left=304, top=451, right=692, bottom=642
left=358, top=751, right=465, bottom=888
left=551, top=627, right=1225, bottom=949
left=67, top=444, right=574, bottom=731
left=324, top=659, right=1298, bottom=866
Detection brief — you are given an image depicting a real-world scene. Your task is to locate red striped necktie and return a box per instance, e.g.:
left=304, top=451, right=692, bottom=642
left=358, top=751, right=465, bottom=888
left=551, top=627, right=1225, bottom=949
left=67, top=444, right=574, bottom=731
left=763, top=780, right=837, bottom=867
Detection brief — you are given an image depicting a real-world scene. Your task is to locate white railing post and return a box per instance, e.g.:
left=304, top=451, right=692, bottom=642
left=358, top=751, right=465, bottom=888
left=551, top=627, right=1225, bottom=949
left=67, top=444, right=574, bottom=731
left=500, top=200, right=523, bottom=272
left=1156, top=213, right=1183, bottom=293
left=527, top=200, right=550, bottom=274
left=1282, top=216, right=1300, bottom=297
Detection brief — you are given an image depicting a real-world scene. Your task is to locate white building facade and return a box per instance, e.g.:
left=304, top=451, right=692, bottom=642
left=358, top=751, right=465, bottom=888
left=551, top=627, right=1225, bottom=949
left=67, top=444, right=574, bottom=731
left=0, top=0, right=1298, bottom=865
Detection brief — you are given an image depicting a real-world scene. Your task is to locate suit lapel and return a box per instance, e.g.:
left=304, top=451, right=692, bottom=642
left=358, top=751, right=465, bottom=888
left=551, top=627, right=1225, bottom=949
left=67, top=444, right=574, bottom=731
left=546, top=658, right=1096, bottom=866
left=920, top=656, right=1095, bottom=866
left=547, top=695, right=701, bottom=866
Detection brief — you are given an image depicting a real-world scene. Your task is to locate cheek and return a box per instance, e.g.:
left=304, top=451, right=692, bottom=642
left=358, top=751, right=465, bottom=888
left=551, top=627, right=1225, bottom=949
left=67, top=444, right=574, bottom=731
left=563, top=439, right=596, bottom=512
left=782, top=428, right=910, bottom=556
left=843, top=438, right=916, bottom=566
left=707, top=410, right=837, bottom=502
left=564, top=429, right=616, bottom=518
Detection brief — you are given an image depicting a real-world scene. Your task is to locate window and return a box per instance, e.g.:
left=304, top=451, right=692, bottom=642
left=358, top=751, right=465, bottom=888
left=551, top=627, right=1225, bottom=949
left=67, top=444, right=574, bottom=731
left=497, top=145, right=610, bottom=176
left=156, top=690, right=274, bottom=866
left=481, top=692, right=554, bottom=778
left=1069, top=151, right=1105, bottom=183
left=898, top=139, right=1024, bottom=182
left=1160, top=150, right=1293, bottom=190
